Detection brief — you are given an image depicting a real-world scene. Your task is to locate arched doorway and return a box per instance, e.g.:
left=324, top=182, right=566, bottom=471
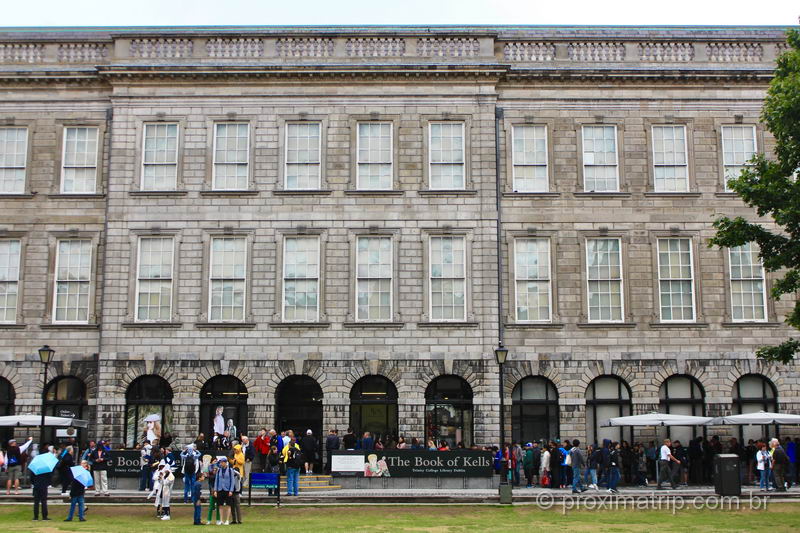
left=425, top=375, right=473, bottom=448
left=349, top=375, right=398, bottom=443
left=512, top=376, right=559, bottom=445
left=0, top=377, right=14, bottom=445
left=275, top=375, right=323, bottom=442
left=44, top=376, right=87, bottom=445
left=659, top=375, right=706, bottom=444
left=585, top=375, right=632, bottom=445
left=733, top=374, right=778, bottom=443
left=200, top=375, right=248, bottom=447
left=125, top=375, right=173, bottom=448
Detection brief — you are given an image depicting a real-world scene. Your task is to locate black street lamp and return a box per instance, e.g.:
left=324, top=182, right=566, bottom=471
left=38, top=345, right=55, bottom=446
left=494, top=343, right=509, bottom=485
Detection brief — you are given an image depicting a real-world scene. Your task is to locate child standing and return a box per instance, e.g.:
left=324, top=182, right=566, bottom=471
left=192, top=473, right=205, bottom=526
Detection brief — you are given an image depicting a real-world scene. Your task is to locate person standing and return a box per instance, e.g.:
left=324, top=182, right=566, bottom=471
left=180, top=443, right=200, bottom=503
left=785, top=437, right=796, bottom=488
left=301, top=429, right=317, bottom=475
left=240, top=436, right=254, bottom=488
left=191, top=472, right=205, bottom=526
left=511, top=442, right=523, bottom=487
left=31, top=465, right=53, bottom=521
left=254, top=429, right=270, bottom=473
left=213, top=457, right=234, bottom=525
left=64, top=460, right=88, bottom=522
left=548, top=442, right=561, bottom=491
left=540, top=444, right=551, bottom=487
left=756, top=443, right=772, bottom=491
left=672, top=440, right=689, bottom=486
left=265, top=446, right=281, bottom=496
left=342, top=428, right=357, bottom=450
left=230, top=468, right=243, bottom=525
left=282, top=435, right=302, bottom=496
left=324, top=429, right=340, bottom=474
left=522, top=443, right=534, bottom=488
left=5, top=436, right=33, bottom=495
left=771, top=438, right=789, bottom=492
left=89, top=441, right=110, bottom=496
left=159, top=462, right=175, bottom=521
left=58, top=445, right=75, bottom=495
left=607, top=442, right=621, bottom=494
left=569, top=440, right=586, bottom=494
left=657, top=438, right=680, bottom=490
left=586, top=444, right=601, bottom=490
left=205, top=458, right=221, bottom=525
left=139, top=442, right=153, bottom=492
left=688, top=437, right=704, bottom=486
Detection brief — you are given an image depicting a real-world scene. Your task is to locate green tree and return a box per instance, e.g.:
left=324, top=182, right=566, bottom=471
left=710, top=30, right=800, bottom=363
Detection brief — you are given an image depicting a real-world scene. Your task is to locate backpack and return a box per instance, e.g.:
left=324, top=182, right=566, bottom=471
left=184, top=454, right=195, bottom=474
left=565, top=451, right=573, bottom=466
left=287, top=446, right=303, bottom=469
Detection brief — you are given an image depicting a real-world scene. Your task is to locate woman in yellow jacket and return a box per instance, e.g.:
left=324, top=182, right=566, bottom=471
left=231, top=444, right=245, bottom=479
left=281, top=435, right=302, bottom=496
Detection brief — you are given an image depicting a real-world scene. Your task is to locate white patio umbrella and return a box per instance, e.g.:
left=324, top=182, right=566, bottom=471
left=708, top=411, right=800, bottom=426
left=602, top=412, right=713, bottom=486
left=0, top=415, right=89, bottom=428
left=604, top=412, right=714, bottom=427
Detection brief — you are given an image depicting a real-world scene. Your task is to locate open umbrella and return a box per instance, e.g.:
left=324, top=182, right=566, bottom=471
left=604, top=412, right=713, bottom=427
left=70, top=465, right=94, bottom=488
left=708, top=411, right=800, bottom=425
left=144, top=414, right=161, bottom=422
left=0, top=415, right=89, bottom=428
left=28, top=453, right=59, bottom=475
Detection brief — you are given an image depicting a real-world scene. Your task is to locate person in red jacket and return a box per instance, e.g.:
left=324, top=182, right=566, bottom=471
left=253, top=428, right=271, bottom=473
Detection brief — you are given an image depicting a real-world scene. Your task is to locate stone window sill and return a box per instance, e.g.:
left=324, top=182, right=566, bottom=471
left=720, top=321, right=782, bottom=328
left=418, top=190, right=478, bottom=196
left=505, top=322, right=565, bottom=329
left=342, top=321, right=405, bottom=329
left=268, top=322, right=331, bottom=329
left=714, top=192, right=740, bottom=198
left=503, top=192, right=561, bottom=198
left=195, top=322, right=257, bottom=329
left=649, top=322, right=709, bottom=328
left=643, top=192, right=701, bottom=198
left=129, top=190, right=189, bottom=197
left=416, top=321, right=479, bottom=328
left=344, top=190, right=404, bottom=196
left=576, top=322, right=637, bottom=329
left=573, top=192, right=632, bottom=198
left=0, top=193, right=35, bottom=199
left=40, top=323, right=100, bottom=330
left=121, top=322, right=183, bottom=329
left=47, top=193, right=107, bottom=199
left=199, top=190, right=260, bottom=197
left=273, top=190, right=333, bottom=196
left=0, top=323, right=27, bottom=329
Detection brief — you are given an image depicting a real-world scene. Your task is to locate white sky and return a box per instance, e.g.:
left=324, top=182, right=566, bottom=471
left=1, top=0, right=798, bottom=27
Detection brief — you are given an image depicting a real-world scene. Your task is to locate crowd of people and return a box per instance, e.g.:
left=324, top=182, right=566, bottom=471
left=2, top=429, right=798, bottom=524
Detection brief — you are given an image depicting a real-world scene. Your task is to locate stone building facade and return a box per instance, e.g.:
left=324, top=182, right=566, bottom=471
left=0, top=26, right=798, bottom=450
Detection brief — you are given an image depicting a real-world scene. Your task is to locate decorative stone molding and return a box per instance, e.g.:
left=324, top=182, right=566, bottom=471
left=129, top=38, right=194, bottom=59
left=275, top=37, right=334, bottom=57
left=206, top=38, right=264, bottom=58
left=346, top=38, right=406, bottom=57
left=706, top=42, right=763, bottom=62
left=57, top=43, right=109, bottom=63
left=503, top=42, right=556, bottom=61
left=568, top=42, right=625, bottom=62
left=638, top=42, right=694, bottom=62
left=0, top=43, right=44, bottom=63
left=416, top=37, right=480, bottom=57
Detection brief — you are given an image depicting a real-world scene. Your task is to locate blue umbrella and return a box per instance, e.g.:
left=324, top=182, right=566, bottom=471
left=70, top=465, right=94, bottom=488
left=28, top=453, right=59, bottom=475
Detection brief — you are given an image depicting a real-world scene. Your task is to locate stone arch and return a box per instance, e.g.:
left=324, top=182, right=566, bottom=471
left=190, top=362, right=255, bottom=396
left=577, top=360, right=607, bottom=392
left=118, top=364, right=179, bottom=397
left=722, top=359, right=782, bottom=401
left=610, top=362, right=646, bottom=396
left=0, top=364, right=22, bottom=394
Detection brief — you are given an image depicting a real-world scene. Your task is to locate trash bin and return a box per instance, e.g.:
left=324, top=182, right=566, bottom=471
left=498, top=483, right=513, bottom=504
left=714, top=454, right=741, bottom=496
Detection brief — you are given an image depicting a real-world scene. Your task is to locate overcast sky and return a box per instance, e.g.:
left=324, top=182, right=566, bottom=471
left=1, top=0, right=798, bottom=27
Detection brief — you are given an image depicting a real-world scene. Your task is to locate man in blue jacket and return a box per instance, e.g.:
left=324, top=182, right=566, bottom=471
left=213, top=457, right=234, bottom=526
left=181, top=444, right=201, bottom=503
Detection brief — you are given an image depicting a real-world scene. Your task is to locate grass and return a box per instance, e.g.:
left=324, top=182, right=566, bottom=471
left=1, top=503, right=799, bottom=532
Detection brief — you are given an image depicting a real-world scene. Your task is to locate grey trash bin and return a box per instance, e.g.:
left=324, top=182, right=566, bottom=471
left=714, top=454, right=741, bottom=496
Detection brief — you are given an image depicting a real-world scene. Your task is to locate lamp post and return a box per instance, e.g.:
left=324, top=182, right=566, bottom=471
left=38, top=345, right=55, bottom=447
left=494, top=343, right=509, bottom=485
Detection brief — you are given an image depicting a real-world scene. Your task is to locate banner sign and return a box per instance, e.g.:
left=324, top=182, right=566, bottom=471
left=108, top=451, right=182, bottom=478
left=331, top=450, right=493, bottom=477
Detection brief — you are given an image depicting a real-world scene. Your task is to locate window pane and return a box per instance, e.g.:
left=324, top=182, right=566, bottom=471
left=653, top=125, right=688, bottom=192
left=512, top=125, right=548, bottom=192
left=729, top=243, right=766, bottom=321
left=0, top=240, right=20, bottom=322
left=213, top=123, right=249, bottom=190
left=722, top=126, right=756, bottom=191
left=142, top=124, right=178, bottom=191
left=0, top=128, right=28, bottom=194
left=515, top=239, right=550, bottom=321
left=587, top=239, right=622, bottom=321
left=658, top=238, right=694, bottom=321
left=430, top=236, right=466, bottom=321
left=356, top=237, right=392, bottom=321
left=583, top=125, right=618, bottom=192
left=286, top=123, right=321, bottom=190
left=209, top=237, right=246, bottom=321
left=430, top=123, right=465, bottom=190
left=284, top=237, right=320, bottom=321
left=62, top=127, right=98, bottom=194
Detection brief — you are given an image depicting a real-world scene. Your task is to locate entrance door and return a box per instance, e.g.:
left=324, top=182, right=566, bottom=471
left=275, top=375, right=323, bottom=470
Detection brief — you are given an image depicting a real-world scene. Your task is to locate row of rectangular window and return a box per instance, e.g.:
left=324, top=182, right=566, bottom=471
left=0, top=236, right=766, bottom=326
left=0, top=122, right=756, bottom=195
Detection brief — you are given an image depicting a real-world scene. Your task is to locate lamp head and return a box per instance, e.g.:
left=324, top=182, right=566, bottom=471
left=38, top=345, right=55, bottom=364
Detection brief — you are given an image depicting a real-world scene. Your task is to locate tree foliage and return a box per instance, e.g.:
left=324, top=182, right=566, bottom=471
left=710, top=30, right=800, bottom=363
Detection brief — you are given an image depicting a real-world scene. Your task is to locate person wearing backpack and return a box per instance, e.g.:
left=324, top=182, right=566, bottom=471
left=5, top=437, right=33, bottom=495
left=181, top=443, right=200, bottom=503
left=569, top=440, right=587, bottom=494
left=281, top=435, right=303, bottom=496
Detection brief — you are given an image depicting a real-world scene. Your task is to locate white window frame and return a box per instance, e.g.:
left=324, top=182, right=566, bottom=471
left=581, top=125, right=619, bottom=192
left=428, top=122, right=465, bottom=191
left=511, top=125, right=549, bottom=193
left=208, top=236, right=247, bottom=323
left=0, top=127, right=28, bottom=195
left=212, top=122, right=250, bottom=191
left=52, top=239, right=92, bottom=324
left=284, top=122, right=322, bottom=190
left=60, top=126, right=99, bottom=194
left=282, top=235, right=321, bottom=322
left=428, top=235, right=467, bottom=322
left=135, top=236, right=174, bottom=322
left=651, top=125, right=689, bottom=193
left=140, top=122, right=179, bottom=191
left=656, top=238, right=696, bottom=323
left=355, top=236, right=393, bottom=322
left=513, top=238, right=552, bottom=322
left=728, top=244, right=768, bottom=323
left=356, top=122, right=393, bottom=190
left=721, top=125, right=757, bottom=192
left=0, top=239, right=21, bottom=324
left=586, top=237, right=624, bottom=323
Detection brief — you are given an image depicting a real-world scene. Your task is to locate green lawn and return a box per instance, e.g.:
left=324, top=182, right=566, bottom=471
left=1, top=503, right=799, bottom=532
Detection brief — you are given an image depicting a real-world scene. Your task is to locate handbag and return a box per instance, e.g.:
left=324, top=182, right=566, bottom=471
left=542, top=472, right=551, bottom=487
left=565, top=451, right=572, bottom=467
